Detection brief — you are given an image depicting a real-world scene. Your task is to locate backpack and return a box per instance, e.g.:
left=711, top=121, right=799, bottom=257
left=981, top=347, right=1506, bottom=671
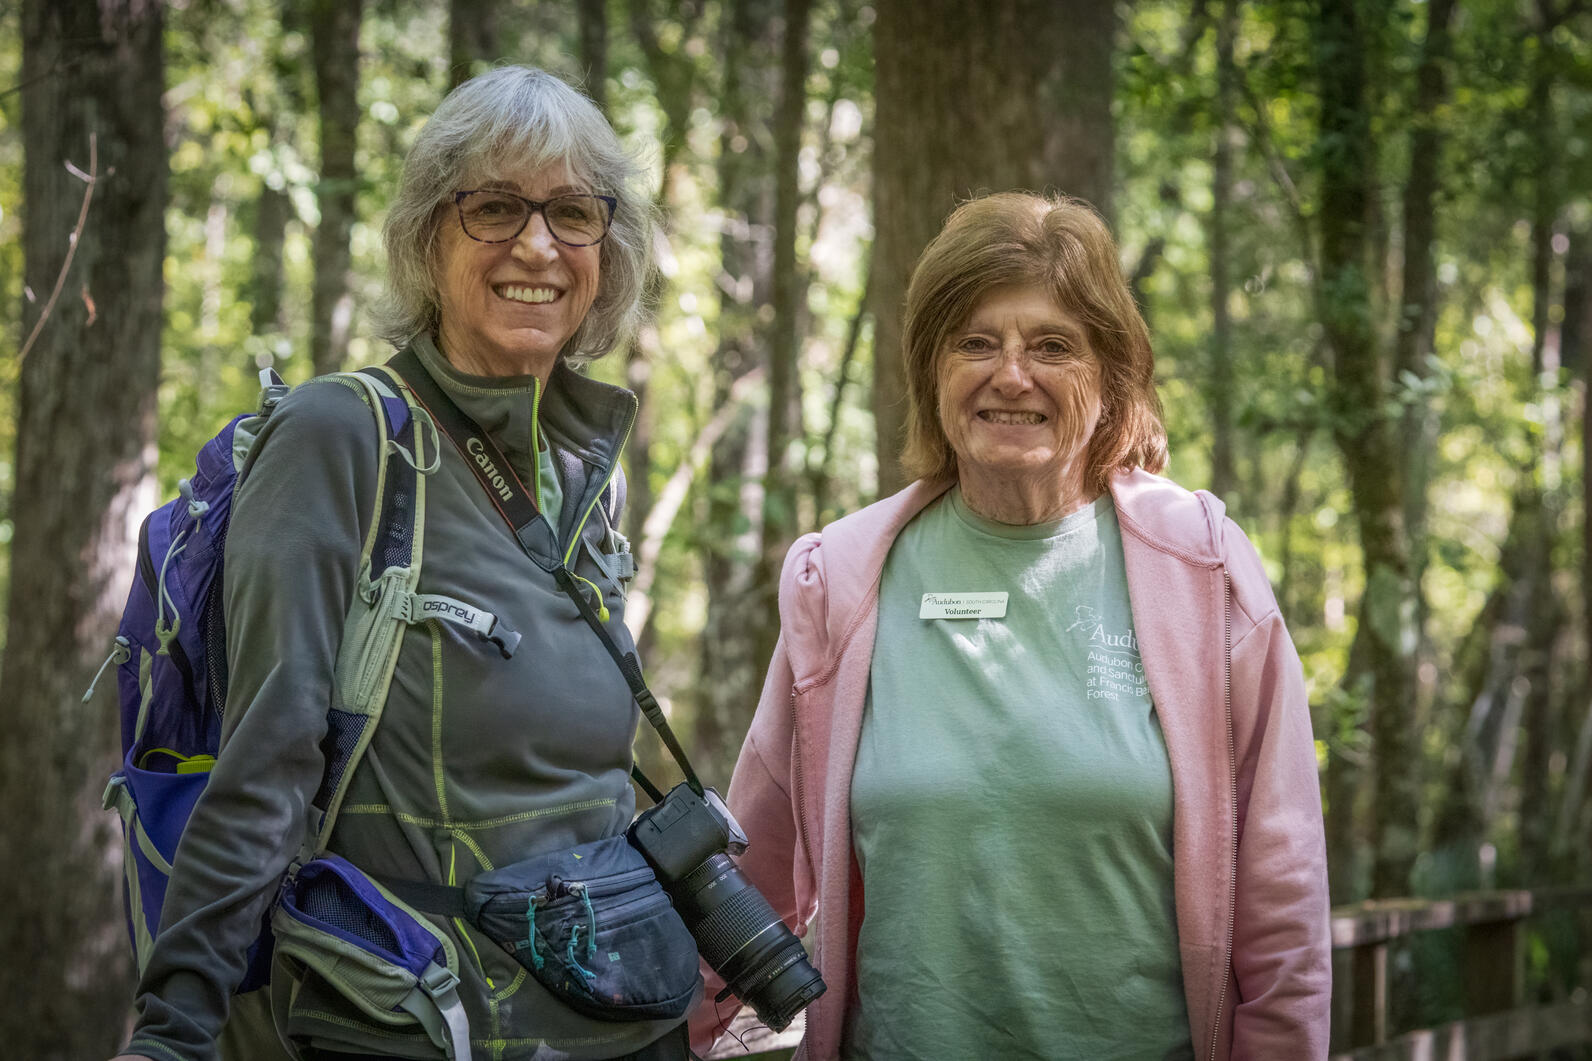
left=90, top=365, right=440, bottom=999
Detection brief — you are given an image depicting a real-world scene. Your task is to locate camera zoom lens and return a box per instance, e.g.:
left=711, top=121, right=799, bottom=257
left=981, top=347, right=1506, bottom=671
left=673, top=853, right=827, bottom=1032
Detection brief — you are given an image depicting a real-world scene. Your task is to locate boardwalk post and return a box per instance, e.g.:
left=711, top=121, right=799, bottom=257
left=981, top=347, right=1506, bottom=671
left=1465, top=917, right=1521, bottom=1015
left=1352, top=940, right=1388, bottom=1045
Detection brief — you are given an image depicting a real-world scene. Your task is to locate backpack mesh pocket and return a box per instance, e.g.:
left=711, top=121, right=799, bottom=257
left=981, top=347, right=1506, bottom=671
left=272, top=855, right=470, bottom=1060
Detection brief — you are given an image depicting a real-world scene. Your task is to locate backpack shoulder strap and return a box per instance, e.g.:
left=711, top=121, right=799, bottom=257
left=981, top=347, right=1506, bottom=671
left=298, top=366, right=435, bottom=857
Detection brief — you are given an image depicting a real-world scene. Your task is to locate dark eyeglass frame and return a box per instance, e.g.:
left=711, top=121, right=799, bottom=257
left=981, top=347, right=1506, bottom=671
left=452, top=189, right=618, bottom=247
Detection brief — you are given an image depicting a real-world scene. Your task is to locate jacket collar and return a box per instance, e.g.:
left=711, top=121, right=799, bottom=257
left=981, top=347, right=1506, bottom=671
left=410, top=333, right=636, bottom=471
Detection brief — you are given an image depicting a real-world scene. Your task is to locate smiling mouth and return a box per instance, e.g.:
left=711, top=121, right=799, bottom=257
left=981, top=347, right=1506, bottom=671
left=980, top=410, right=1046, bottom=425
left=495, top=284, right=559, bottom=304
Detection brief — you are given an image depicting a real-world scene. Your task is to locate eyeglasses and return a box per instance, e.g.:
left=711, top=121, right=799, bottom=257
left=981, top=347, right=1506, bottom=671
left=452, top=190, right=618, bottom=247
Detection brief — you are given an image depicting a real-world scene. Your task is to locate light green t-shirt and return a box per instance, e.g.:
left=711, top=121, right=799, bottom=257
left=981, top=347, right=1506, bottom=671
left=846, top=488, right=1193, bottom=1061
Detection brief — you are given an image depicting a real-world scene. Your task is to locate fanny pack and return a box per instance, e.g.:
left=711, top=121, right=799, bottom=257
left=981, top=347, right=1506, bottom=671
left=380, top=835, right=699, bottom=1022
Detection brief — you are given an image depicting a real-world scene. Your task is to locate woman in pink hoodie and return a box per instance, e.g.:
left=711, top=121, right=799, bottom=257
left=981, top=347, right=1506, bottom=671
left=692, top=193, right=1329, bottom=1061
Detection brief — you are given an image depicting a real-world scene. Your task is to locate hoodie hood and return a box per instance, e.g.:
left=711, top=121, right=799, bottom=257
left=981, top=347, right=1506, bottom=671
left=1111, top=466, right=1226, bottom=567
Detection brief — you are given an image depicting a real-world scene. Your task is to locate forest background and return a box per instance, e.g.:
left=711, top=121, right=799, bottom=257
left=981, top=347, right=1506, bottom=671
left=2, top=0, right=1591, bottom=1056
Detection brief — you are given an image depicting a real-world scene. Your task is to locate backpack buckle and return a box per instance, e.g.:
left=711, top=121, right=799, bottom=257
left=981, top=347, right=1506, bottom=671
left=257, top=368, right=290, bottom=414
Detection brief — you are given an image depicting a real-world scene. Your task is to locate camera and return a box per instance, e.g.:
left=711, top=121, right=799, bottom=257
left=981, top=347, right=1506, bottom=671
left=628, top=783, right=826, bottom=1031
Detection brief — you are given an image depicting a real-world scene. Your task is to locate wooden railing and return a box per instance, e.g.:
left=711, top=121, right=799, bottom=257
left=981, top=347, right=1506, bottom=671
left=1331, top=885, right=1592, bottom=1060
left=703, top=1010, right=802, bottom=1059
left=706, top=885, right=1592, bottom=1059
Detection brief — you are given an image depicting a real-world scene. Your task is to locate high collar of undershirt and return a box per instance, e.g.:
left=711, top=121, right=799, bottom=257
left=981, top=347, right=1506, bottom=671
left=412, top=332, right=543, bottom=461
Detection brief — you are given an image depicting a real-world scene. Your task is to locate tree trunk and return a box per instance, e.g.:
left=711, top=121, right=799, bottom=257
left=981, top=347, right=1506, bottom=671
left=1566, top=231, right=1592, bottom=678
left=1207, top=0, right=1237, bottom=501
left=1313, top=0, right=1418, bottom=899
left=576, top=0, right=608, bottom=112
left=0, top=1, right=166, bottom=1054
left=450, top=0, right=500, bottom=90
left=243, top=61, right=294, bottom=341
left=1518, top=23, right=1565, bottom=883
left=698, top=0, right=778, bottom=783
left=758, top=0, right=812, bottom=674
left=1394, top=0, right=1456, bottom=761
left=629, top=0, right=703, bottom=206
left=250, top=181, right=292, bottom=337
left=623, top=0, right=704, bottom=654
left=310, top=0, right=362, bottom=377
left=871, top=0, right=1115, bottom=494
left=811, top=259, right=873, bottom=522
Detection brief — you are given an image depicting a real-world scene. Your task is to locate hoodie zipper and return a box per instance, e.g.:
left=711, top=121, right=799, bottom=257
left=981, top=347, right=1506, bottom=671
left=1210, top=568, right=1237, bottom=1060
left=789, top=689, right=816, bottom=890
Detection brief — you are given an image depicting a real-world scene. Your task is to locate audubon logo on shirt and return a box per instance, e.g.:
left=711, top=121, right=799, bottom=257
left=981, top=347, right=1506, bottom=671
left=1067, top=605, right=1147, bottom=703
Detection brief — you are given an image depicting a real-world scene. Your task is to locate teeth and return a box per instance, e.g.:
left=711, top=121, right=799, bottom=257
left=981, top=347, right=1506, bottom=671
left=497, top=285, right=557, bottom=304
left=981, top=411, right=1045, bottom=425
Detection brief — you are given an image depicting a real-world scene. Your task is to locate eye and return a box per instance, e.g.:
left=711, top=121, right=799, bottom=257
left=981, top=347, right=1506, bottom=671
left=549, top=198, right=598, bottom=224
left=953, top=335, right=996, bottom=355
left=1032, top=336, right=1080, bottom=361
left=465, top=194, right=519, bottom=219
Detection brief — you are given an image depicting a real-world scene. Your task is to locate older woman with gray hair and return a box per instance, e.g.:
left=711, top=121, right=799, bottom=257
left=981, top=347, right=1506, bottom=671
left=112, top=67, right=694, bottom=1061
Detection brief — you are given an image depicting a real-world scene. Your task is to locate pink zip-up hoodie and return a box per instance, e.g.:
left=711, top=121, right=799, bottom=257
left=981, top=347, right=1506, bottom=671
left=691, top=470, right=1330, bottom=1060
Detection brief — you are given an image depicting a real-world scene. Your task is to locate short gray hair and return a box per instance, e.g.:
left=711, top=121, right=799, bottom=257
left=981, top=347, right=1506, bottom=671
left=372, top=66, right=655, bottom=362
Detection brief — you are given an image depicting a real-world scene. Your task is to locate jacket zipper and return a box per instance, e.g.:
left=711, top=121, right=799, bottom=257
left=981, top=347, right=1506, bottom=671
left=1210, top=569, right=1237, bottom=1060
left=561, top=394, right=637, bottom=571
left=789, top=690, right=818, bottom=861
left=530, top=379, right=544, bottom=515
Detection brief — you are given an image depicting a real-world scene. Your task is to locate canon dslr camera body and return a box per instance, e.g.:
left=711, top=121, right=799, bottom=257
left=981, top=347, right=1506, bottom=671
left=628, top=783, right=825, bottom=1031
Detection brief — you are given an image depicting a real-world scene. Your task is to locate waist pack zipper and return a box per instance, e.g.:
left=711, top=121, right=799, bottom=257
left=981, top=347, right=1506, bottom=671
left=546, top=868, right=653, bottom=903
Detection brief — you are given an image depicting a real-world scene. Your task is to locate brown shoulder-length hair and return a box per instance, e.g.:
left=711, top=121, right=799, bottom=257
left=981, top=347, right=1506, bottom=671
left=899, top=191, right=1168, bottom=493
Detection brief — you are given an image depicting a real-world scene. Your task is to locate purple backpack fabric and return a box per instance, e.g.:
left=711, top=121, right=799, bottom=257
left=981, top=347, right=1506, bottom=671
left=96, top=369, right=415, bottom=993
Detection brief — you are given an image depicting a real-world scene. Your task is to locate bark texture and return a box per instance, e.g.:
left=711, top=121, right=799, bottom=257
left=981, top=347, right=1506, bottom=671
left=698, top=0, right=778, bottom=783
left=450, top=0, right=500, bottom=90
left=759, top=0, right=813, bottom=674
left=870, top=0, right=1116, bottom=492
left=0, top=0, right=166, bottom=1054
left=1314, top=0, right=1419, bottom=899
left=1208, top=0, right=1237, bottom=501
left=310, top=0, right=362, bottom=377
left=577, top=0, right=609, bottom=112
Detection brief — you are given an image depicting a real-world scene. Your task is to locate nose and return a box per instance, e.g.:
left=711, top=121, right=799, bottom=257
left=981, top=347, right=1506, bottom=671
left=511, top=209, right=560, bottom=266
left=990, top=342, right=1032, bottom=395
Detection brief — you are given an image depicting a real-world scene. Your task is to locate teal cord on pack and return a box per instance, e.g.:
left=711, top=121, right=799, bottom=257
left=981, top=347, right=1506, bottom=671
left=522, top=897, right=544, bottom=971
left=567, top=924, right=596, bottom=981
left=577, top=888, right=597, bottom=960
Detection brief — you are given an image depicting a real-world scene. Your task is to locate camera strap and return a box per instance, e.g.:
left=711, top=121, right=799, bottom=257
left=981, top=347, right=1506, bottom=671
left=389, top=347, right=701, bottom=802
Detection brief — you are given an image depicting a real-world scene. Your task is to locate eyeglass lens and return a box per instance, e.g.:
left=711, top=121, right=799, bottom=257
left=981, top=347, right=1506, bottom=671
left=457, top=192, right=612, bottom=246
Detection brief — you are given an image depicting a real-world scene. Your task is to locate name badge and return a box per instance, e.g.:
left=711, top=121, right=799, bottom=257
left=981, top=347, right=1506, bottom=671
left=919, top=592, right=1008, bottom=620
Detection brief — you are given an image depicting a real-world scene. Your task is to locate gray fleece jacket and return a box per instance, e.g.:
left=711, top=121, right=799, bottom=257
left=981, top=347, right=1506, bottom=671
left=125, top=337, right=686, bottom=1061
